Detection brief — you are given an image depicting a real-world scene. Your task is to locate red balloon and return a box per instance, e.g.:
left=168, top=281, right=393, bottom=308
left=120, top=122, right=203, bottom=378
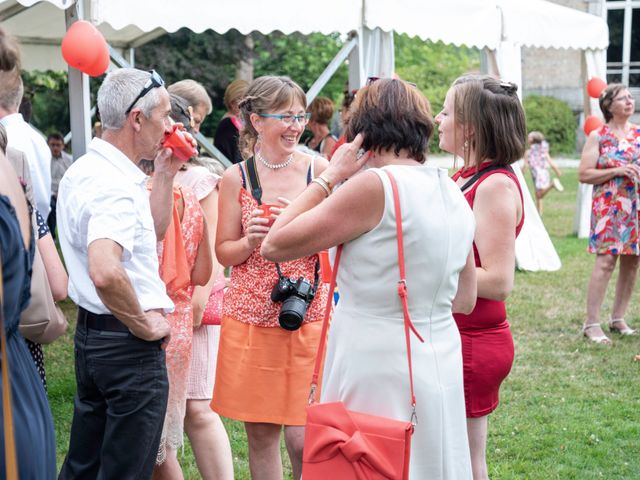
left=61, top=20, right=109, bottom=76
left=587, top=77, right=607, bottom=99
left=84, top=42, right=110, bottom=77
left=584, top=115, right=604, bottom=135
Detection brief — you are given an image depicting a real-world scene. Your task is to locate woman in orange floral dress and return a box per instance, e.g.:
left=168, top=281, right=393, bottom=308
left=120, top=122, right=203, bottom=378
left=213, top=76, right=330, bottom=480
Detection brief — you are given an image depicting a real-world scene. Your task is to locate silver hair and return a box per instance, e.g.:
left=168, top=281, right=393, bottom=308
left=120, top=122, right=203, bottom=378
left=97, top=68, right=164, bottom=130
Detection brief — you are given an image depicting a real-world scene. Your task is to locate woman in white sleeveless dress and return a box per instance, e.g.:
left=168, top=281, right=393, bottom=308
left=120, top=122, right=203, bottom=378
left=262, top=78, right=475, bottom=479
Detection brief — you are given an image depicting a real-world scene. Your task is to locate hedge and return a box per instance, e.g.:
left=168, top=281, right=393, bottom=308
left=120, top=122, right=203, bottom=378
left=523, top=94, right=577, bottom=155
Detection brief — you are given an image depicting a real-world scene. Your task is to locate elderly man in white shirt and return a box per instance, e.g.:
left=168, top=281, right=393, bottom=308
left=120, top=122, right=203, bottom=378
left=0, top=71, right=51, bottom=217
left=57, top=68, right=189, bottom=480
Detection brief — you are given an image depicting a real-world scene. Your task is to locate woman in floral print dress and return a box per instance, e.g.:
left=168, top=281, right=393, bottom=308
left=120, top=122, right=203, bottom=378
left=579, top=83, right=640, bottom=344
left=213, top=76, right=330, bottom=480
left=150, top=181, right=212, bottom=479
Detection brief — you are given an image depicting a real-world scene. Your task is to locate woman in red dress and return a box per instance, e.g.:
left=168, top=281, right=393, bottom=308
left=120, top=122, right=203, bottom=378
left=436, top=75, right=526, bottom=480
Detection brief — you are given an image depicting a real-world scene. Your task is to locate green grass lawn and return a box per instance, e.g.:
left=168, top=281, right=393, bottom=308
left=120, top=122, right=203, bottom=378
left=47, top=168, right=640, bottom=479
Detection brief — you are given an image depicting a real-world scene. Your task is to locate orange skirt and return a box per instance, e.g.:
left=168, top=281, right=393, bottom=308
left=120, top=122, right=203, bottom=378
left=211, top=315, right=323, bottom=425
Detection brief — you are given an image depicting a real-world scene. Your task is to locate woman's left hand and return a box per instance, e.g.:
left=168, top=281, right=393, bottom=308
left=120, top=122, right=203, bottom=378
left=321, top=133, right=370, bottom=187
left=271, top=197, right=291, bottom=217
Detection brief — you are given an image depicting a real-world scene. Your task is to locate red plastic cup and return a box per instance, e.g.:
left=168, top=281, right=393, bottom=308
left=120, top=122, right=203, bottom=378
left=318, top=250, right=332, bottom=283
left=163, top=125, right=197, bottom=162
left=258, top=204, right=277, bottom=227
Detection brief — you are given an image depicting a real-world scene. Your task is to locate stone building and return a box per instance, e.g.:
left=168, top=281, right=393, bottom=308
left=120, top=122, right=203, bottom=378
left=522, top=0, right=640, bottom=144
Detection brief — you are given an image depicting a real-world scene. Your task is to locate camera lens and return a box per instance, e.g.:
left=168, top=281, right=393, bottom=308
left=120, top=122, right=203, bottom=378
left=278, top=296, right=307, bottom=331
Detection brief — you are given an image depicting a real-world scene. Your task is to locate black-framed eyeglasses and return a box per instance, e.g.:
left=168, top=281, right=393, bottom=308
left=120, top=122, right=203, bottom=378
left=258, top=112, right=311, bottom=126
left=125, top=70, right=165, bottom=114
left=366, top=76, right=417, bottom=88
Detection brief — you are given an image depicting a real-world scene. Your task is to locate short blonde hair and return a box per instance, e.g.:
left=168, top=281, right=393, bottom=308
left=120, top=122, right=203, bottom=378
left=168, top=79, right=212, bottom=114
left=223, top=79, right=249, bottom=111
left=528, top=131, right=544, bottom=144
left=307, top=96, right=334, bottom=126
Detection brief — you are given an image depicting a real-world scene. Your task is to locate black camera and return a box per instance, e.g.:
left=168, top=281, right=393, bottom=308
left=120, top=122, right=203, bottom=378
left=271, top=276, right=316, bottom=331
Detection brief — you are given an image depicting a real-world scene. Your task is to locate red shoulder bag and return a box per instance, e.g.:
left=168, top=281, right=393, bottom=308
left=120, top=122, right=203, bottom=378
left=302, top=170, right=424, bottom=479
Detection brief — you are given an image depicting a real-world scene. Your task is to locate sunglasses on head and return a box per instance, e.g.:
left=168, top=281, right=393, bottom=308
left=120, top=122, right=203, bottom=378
left=125, top=70, right=165, bottom=114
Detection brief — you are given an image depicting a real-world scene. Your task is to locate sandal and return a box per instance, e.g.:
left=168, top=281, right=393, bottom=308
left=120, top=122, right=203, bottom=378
left=552, top=178, right=564, bottom=192
left=582, top=323, right=612, bottom=344
left=608, top=318, right=637, bottom=336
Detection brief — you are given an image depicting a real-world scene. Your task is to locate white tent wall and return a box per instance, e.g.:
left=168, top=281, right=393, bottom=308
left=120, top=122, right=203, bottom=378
left=574, top=48, right=608, bottom=239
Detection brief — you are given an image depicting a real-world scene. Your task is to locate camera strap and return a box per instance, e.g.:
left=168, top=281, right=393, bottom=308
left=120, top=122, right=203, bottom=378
left=245, top=156, right=263, bottom=205
left=247, top=154, right=320, bottom=293
left=275, top=259, right=321, bottom=297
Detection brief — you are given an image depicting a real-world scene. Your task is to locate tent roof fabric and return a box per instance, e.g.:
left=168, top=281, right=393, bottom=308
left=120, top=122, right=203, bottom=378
left=92, top=0, right=502, bottom=49
left=0, top=0, right=608, bottom=71
left=498, top=0, right=609, bottom=50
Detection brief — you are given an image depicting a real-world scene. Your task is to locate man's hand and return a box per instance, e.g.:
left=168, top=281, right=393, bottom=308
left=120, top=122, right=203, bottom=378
left=153, top=147, right=183, bottom=178
left=128, top=310, right=171, bottom=344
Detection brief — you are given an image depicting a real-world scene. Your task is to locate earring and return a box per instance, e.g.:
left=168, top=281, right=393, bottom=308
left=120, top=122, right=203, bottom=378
left=463, top=139, right=469, bottom=151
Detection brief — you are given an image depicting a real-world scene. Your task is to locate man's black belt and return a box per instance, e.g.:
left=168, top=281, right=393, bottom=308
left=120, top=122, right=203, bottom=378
left=78, top=307, right=130, bottom=333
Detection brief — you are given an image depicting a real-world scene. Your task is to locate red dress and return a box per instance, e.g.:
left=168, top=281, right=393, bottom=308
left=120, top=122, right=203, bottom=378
left=451, top=165, right=524, bottom=418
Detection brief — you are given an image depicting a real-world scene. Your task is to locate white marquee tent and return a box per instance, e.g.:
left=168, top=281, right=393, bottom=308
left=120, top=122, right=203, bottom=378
left=0, top=0, right=609, bottom=271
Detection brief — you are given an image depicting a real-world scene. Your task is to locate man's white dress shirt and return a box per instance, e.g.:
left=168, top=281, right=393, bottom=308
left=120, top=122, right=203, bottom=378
left=57, top=137, right=173, bottom=314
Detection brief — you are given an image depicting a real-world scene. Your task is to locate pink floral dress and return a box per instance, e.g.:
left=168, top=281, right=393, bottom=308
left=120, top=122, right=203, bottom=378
left=156, top=187, right=204, bottom=463
left=589, top=123, right=640, bottom=255
left=527, top=141, right=551, bottom=190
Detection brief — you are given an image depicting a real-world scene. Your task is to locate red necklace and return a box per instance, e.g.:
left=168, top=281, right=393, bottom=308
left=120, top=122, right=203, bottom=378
left=457, top=161, right=494, bottom=178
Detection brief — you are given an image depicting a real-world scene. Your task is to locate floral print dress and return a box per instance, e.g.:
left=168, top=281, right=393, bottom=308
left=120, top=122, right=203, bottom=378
left=527, top=141, right=551, bottom=190
left=589, top=123, right=640, bottom=255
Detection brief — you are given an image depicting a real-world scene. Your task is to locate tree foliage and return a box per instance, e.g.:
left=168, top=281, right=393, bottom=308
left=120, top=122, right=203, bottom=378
left=135, top=29, right=347, bottom=137
left=253, top=32, right=348, bottom=103
left=21, top=30, right=480, bottom=147
left=394, top=33, right=481, bottom=153
left=21, top=70, right=70, bottom=135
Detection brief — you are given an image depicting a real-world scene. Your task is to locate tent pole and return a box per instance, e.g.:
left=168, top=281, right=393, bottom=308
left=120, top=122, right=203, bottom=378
left=348, top=29, right=363, bottom=90
left=306, top=36, right=358, bottom=103
left=64, top=2, right=91, bottom=159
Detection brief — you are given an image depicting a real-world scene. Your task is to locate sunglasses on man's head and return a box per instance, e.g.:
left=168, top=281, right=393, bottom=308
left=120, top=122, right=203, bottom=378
left=125, top=70, right=165, bottom=114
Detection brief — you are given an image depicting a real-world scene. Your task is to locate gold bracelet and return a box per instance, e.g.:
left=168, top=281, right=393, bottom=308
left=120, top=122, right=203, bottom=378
left=317, top=174, right=334, bottom=192
left=316, top=176, right=333, bottom=193
left=311, top=178, right=331, bottom=197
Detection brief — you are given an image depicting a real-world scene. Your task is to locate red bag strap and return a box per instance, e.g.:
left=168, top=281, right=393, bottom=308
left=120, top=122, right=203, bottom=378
left=308, top=243, right=342, bottom=404
left=308, top=169, right=425, bottom=423
left=386, top=170, right=425, bottom=418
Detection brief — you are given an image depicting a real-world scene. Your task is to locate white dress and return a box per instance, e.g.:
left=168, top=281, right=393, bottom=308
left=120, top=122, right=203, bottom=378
left=320, top=165, right=474, bottom=479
